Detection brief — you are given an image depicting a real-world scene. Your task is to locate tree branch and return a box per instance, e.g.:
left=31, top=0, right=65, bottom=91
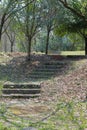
left=58, top=0, right=87, bottom=22
left=5, top=0, right=35, bottom=23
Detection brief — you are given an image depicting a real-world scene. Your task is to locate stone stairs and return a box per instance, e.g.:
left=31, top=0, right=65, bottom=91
left=1, top=83, right=41, bottom=98
left=28, top=61, right=67, bottom=80
left=1, top=60, right=67, bottom=98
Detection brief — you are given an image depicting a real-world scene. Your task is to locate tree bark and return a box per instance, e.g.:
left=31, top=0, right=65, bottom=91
left=0, top=13, right=6, bottom=41
left=0, top=30, right=2, bottom=42
left=85, top=37, right=87, bottom=55
left=11, top=43, right=14, bottom=52
left=27, top=36, right=32, bottom=61
left=45, top=29, right=50, bottom=55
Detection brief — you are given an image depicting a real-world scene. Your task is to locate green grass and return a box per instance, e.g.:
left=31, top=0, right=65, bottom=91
left=0, top=54, right=11, bottom=63
left=0, top=123, right=17, bottom=130
left=61, top=51, right=85, bottom=55
left=0, top=82, right=3, bottom=95
left=48, top=51, right=85, bottom=55
left=0, top=101, right=87, bottom=130
left=37, top=101, right=87, bottom=130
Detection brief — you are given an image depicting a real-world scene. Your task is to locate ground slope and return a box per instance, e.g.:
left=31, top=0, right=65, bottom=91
left=0, top=53, right=87, bottom=127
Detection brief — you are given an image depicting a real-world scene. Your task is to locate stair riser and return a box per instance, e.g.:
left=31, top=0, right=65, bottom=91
left=3, top=85, right=41, bottom=89
left=1, top=61, right=67, bottom=99
left=1, top=94, right=40, bottom=98
left=30, top=73, right=55, bottom=76
left=37, top=66, right=63, bottom=69
left=29, top=76, right=52, bottom=79
left=44, top=61, right=66, bottom=64
left=34, top=69, right=58, bottom=72
left=2, top=89, right=41, bottom=94
left=44, top=64, right=65, bottom=66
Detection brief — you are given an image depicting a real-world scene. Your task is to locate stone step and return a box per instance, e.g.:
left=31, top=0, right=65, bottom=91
left=29, top=75, right=54, bottom=79
left=2, top=83, right=41, bottom=98
left=1, top=93, right=41, bottom=98
left=37, top=65, right=64, bottom=69
left=2, top=89, right=41, bottom=94
left=30, top=71, right=55, bottom=75
left=3, top=83, right=41, bottom=89
left=44, top=62, right=66, bottom=65
left=36, top=66, right=66, bottom=70
left=33, top=68, right=61, bottom=72
left=43, top=60, right=67, bottom=65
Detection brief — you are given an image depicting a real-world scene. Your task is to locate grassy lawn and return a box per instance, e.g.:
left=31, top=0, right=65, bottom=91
left=61, top=51, right=85, bottom=55
left=48, top=51, right=85, bottom=55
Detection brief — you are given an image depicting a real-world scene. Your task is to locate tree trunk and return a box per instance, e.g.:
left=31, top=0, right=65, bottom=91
left=0, top=31, right=1, bottom=42
left=0, top=13, right=6, bottom=41
left=85, top=37, right=87, bottom=55
left=27, top=37, right=32, bottom=61
left=45, top=29, right=50, bottom=55
left=11, top=43, right=14, bottom=52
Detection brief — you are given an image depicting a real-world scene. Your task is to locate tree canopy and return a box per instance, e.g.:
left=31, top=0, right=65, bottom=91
left=0, top=0, right=86, bottom=58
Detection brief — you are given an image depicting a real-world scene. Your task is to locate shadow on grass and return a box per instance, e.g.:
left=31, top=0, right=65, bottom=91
left=0, top=54, right=86, bottom=83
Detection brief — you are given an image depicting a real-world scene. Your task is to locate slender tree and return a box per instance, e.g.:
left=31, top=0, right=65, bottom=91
left=24, top=0, right=43, bottom=60
left=41, top=0, right=58, bottom=54
left=6, top=31, right=15, bottom=52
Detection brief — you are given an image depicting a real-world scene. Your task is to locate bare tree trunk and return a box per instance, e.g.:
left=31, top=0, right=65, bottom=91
left=85, top=37, right=87, bottom=55
left=0, top=13, right=6, bottom=41
left=6, top=31, right=15, bottom=52
left=0, top=31, right=1, bottom=42
left=45, top=29, right=50, bottom=55
left=27, top=36, right=32, bottom=61
left=11, top=42, right=14, bottom=52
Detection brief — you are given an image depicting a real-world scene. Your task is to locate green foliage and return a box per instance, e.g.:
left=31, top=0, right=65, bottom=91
left=38, top=121, right=56, bottom=130
left=1, top=0, right=86, bottom=53
left=0, top=103, right=7, bottom=115
left=33, top=35, right=46, bottom=53
left=0, top=122, right=8, bottom=130
left=54, top=24, right=68, bottom=37
left=0, top=83, right=3, bottom=95
left=0, top=122, right=17, bottom=130
left=50, top=101, right=87, bottom=130
left=71, top=0, right=82, bottom=11
left=17, top=42, right=27, bottom=52
left=33, top=30, right=84, bottom=52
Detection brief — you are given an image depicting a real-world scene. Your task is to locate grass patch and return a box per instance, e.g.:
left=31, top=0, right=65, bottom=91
left=0, top=101, right=87, bottom=130
left=61, top=51, right=85, bottom=55
left=0, top=82, right=3, bottom=95
left=0, top=122, right=17, bottom=130
left=36, top=101, right=87, bottom=130
left=48, top=51, right=85, bottom=55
